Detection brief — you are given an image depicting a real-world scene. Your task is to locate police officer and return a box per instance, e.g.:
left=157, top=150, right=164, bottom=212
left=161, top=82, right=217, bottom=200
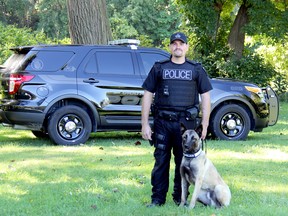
left=141, top=32, right=213, bottom=207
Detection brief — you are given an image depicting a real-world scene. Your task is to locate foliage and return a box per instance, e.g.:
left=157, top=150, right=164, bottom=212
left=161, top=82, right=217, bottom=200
left=245, top=0, right=288, bottom=42
left=0, top=0, right=69, bottom=40
left=0, top=0, right=287, bottom=90
left=0, top=23, right=70, bottom=64
left=250, top=36, right=288, bottom=95
left=0, top=23, right=48, bottom=64
left=200, top=46, right=275, bottom=87
left=36, top=0, right=69, bottom=39
left=176, top=0, right=288, bottom=92
left=0, top=0, right=35, bottom=28
left=107, top=0, right=182, bottom=46
left=279, top=92, right=288, bottom=103
left=0, top=103, right=287, bottom=215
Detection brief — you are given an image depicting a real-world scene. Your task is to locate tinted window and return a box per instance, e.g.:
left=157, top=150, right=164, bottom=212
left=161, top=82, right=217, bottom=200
left=84, top=51, right=134, bottom=75
left=26, top=51, right=74, bottom=72
left=84, top=55, right=97, bottom=74
left=140, top=52, right=168, bottom=74
left=1, top=53, right=26, bottom=72
left=96, top=51, right=134, bottom=75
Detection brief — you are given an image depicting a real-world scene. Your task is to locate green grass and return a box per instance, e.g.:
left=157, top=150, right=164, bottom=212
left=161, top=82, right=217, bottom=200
left=0, top=103, right=287, bottom=216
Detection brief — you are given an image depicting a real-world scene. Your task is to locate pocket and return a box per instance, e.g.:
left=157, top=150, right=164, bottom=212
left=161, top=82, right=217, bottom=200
left=154, top=133, right=166, bottom=150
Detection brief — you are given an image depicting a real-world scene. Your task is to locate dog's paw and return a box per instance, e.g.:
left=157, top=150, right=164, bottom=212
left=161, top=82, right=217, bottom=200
left=179, top=202, right=189, bottom=208
left=188, top=203, right=195, bottom=209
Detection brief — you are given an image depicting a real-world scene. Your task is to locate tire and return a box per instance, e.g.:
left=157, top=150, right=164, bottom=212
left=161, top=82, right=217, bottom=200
left=31, top=130, right=49, bottom=139
left=210, top=104, right=251, bottom=140
left=47, top=105, right=92, bottom=145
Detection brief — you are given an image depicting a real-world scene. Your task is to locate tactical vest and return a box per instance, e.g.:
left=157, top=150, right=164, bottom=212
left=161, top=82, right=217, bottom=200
left=154, top=60, right=198, bottom=111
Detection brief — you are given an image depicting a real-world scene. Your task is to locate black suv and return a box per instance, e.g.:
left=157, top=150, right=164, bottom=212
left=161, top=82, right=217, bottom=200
left=0, top=40, right=279, bottom=145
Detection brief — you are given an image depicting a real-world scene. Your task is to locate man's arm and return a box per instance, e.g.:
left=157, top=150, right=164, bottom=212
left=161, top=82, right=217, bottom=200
left=141, top=90, right=154, bottom=140
left=200, top=91, right=211, bottom=140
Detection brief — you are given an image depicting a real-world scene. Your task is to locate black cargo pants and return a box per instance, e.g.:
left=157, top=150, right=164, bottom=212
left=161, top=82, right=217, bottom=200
left=150, top=117, right=183, bottom=205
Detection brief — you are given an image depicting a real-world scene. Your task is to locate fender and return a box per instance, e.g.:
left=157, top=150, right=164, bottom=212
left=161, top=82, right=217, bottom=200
left=43, top=93, right=100, bottom=132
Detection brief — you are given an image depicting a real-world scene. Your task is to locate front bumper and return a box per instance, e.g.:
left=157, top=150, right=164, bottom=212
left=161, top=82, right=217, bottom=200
left=262, top=86, right=279, bottom=126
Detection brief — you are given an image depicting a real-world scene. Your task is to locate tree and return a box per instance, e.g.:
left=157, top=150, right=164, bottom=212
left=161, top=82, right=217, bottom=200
left=176, top=0, right=288, bottom=88
left=0, top=0, right=36, bottom=28
left=67, top=0, right=112, bottom=44
left=177, top=0, right=288, bottom=58
left=227, top=2, right=249, bottom=59
left=36, top=0, right=69, bottom=40
left=0, top=23, right=52, bottom=64
left=107, top=0, right=182, bottom=46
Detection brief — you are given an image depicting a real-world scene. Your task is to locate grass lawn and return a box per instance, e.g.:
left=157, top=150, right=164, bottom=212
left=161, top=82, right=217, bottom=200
left=0, top=103, right=287, bottom=216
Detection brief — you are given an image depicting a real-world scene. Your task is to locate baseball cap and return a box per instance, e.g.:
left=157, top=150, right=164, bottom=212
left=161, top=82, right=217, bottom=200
left=170, top=32, right=188, bottom=44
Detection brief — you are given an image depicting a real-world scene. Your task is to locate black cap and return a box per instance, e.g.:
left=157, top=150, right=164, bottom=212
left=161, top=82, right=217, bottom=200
left=170, top=32, right=187, bottom=44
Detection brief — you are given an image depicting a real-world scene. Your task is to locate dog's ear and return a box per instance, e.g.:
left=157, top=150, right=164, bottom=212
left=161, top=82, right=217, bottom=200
left=180, top=123, right=187, bottom=135
left=195, top=124, right=202, bottom=138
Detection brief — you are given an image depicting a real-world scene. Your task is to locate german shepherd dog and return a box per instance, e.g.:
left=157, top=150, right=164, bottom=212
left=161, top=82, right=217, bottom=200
left=180, top=129, right=231, bottom=209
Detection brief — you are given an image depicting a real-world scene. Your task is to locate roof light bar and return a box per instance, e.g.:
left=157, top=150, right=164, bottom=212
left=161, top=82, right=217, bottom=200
left=108, top=39, right=140, bottom=46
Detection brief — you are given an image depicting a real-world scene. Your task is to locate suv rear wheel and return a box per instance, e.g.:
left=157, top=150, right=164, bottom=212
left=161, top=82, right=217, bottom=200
left=47, top=105, right=92, bottom=145
left=210, top=104, right=251, bottom=140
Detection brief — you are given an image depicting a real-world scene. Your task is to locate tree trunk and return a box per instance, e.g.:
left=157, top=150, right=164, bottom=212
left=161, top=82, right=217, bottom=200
left=227, top=3, right=250, bottom=59
left=67, top=0, right=112, bottom=44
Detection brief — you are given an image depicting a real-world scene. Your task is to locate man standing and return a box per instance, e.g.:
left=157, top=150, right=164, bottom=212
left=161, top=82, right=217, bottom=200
left=141, top=32, right=213, bottom=207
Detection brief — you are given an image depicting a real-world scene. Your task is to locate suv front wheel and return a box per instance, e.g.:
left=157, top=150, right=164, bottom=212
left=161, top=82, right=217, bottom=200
left=47, top=105, right=92, bottom=145
left=210, top=104, right=251, bottom=140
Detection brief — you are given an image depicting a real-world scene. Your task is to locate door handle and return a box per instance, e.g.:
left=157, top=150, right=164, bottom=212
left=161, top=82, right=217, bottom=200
left=83, top=78, right=99, bottom=83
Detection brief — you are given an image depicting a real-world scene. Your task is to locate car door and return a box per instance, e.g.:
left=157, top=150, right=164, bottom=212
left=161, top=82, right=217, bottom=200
left=77, top=48, right=144, bottom=129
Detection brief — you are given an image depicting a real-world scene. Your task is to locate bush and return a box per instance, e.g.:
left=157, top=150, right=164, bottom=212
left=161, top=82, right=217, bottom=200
left=0, top=23, right=70, bottom=64
left=199, top=47, right=275, bottom=87
left=279, top=92, right=288, bottom=103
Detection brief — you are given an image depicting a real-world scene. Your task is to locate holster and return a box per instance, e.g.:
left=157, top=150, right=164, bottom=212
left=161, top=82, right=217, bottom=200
left=150, top=133, right=166, bottom=150
left=185, top=106, right=199, bottom=120
left=158, top=110, right=179, bottom=121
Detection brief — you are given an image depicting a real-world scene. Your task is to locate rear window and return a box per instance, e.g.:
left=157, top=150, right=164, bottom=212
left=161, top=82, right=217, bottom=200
left=1, top=50, right=74, bottom=72
left=26, top=51, right=74, bottom=72
left=1, top=53, right=26, bottom=72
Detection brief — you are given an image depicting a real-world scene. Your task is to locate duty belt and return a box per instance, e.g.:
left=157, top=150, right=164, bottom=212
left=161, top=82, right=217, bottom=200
left=156, top=108, right=198, bottom=122
left=157, top=110, right=182, bottom=121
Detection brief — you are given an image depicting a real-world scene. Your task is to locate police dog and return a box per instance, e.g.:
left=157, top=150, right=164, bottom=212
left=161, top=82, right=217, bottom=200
left=179, top=129, right=231, bottom=209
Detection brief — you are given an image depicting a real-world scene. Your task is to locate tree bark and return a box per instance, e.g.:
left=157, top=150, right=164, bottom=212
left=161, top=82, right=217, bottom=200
left=227, top=3, right=250, bottom=59
left=67, top=0, right=112, bottom=44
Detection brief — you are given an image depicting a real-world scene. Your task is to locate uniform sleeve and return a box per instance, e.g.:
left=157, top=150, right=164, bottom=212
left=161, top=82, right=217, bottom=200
left=142, top=63, right=159, bottom=93
left=196, top=64, right=213, bottom=94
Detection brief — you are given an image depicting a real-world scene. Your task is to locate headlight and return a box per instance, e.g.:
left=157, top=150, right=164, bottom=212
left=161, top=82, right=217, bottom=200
left=245, top=86, right=265, bottom=100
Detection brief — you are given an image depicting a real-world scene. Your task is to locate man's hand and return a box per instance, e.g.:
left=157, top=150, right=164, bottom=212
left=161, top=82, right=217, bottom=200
left=200, top=91, right=211, bottom=140
left=201, top=125, right=208, bottom=140
left=141, top=90, right=153, bottom=141
left=142, top=123, right=152, bottom=141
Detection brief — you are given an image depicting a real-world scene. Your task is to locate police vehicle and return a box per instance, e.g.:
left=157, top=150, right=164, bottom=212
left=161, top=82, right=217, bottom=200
left=0, top=39, right=279, bottom=145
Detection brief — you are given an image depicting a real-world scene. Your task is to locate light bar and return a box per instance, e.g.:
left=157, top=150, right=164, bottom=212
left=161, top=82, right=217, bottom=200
left=108, top=39, right=140, bottom=46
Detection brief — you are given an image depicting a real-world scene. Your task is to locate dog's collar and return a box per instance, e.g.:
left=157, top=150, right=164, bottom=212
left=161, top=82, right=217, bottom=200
left=183, top=149, right=202, bottom=158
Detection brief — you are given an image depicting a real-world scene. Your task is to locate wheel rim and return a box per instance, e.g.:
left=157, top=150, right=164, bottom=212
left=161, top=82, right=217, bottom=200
left=57, top=114, right=83, bottom=140
left=220, top=113, right=244, bottom=138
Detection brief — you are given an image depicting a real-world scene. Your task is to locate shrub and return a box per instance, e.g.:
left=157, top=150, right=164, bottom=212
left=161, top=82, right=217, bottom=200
left=0, top=23, right=70, bottom=64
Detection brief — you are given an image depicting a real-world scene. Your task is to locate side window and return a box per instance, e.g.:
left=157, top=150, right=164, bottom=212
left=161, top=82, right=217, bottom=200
left=95, top=51, right=134, bottom=75
left=26, top=51, right=74, bottom=71
left=84, top=55, right=97, bottom=74
left=140, top=53, right=169, bottom=75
